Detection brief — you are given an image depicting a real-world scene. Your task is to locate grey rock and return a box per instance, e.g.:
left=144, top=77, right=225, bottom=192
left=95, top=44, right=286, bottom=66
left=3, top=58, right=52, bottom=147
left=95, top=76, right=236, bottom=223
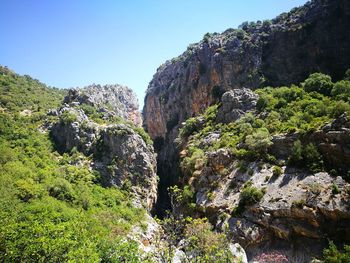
left=50, top=108, right=157, bottom=210
left=64, top=84, right=142, bottom=126
left=216, top=89, right=259, bottom=123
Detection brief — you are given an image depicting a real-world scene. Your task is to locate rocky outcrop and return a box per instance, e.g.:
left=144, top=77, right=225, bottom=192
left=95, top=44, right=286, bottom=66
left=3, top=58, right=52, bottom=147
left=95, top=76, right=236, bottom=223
left=143, top=0, right=350, bottom=215
left=181, top=144, right=350, bottom=261
left=216, top=89, right=258, bottom=123
left=50, top=107, right=98, bottom=155
left=94, top=124, right=157, bottom=209
left=269, top=114, right=350, bottom=171
left=312, top=114, right=350, bottom=170
left=65, top=84, right=142, bottom=126
left=50, top=89, right=157, bottom=210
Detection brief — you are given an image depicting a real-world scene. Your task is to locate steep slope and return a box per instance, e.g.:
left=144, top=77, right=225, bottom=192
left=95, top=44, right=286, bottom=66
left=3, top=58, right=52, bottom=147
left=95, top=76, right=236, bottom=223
left=174, top=72, right=350, bottom=260
left=143, top=0, right=350, bottom=216
left=50, top=86, right=158, bottom=210
left=0, top=67, right=158, bottom=261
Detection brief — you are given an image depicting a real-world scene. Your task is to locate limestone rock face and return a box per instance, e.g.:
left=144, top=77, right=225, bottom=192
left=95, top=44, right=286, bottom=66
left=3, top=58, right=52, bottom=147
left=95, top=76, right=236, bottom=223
left=181, top=143, right=350, bottom=260
left=50, top=88, right=157, bottom=210
left=95, top=124, right=157, bottom=209
left=312, top=114, right=350, bottom=170
left=216, top=89, right=258, bottom=123
left=64, top=84, right=142, bottom=126
left=143, top=0, right=350, bottom=214
left=269, top=114, right=350, bottom=170
left=50, top=107, right=98, bottom=155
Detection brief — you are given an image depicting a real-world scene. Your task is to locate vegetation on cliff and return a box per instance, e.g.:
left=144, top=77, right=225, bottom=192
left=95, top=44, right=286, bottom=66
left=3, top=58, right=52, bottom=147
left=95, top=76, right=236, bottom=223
left=0, top=67, right=147, bottom=261
left=179, top=71, right=350, bottom=177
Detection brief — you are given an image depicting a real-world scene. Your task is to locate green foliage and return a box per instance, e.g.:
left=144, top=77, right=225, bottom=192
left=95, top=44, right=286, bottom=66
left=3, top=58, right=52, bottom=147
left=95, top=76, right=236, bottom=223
left=133, top=126, right=153, bottom=147
left=245, top=128, right=273, bottom=156
left=331, top=183, right=341, bottom=195
left=303, top=72, right=334, bottom=96
left=203, top=32, right=211, bottom=43
left=345, top=69, right=350, bottom=81
left=0, top=66, right=65, bottom=112
left=289, top=140, right=303, bottom=164
left=184, top=218, right=233, bottom=262
left=180, top=147, right=206, bottom=178
left=59, top=110, right=78, bottom=124
left=289, top=141, right=323, bottom=173
left=304, top=143, right=323, bottom=172
left=331, top=80, right=350, bottom=101
left=322, top=241, right=350, bottom=263
left=180, top=117, right=201, bottom=138
left=0, top=68, right=146, bottom=261
left=272, top=166, right=282, bottom=177
left=239, top=183, right=265, bottom=207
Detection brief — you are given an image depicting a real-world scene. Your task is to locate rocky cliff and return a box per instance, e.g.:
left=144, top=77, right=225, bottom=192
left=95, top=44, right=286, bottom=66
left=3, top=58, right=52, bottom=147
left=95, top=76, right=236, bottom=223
left=51, top=86, right=157, bottom=210
left=144, top=0, right=350, bottom=215
left=65, top=84, right=142, bottom=126
left=174, top=85, right=350, bottom=261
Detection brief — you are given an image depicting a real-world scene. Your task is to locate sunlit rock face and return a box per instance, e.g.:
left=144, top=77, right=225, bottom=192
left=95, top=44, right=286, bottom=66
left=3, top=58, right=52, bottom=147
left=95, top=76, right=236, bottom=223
left=51, top=86, right=157, bottom=211
left=64, top=84, right=142, bottom=127
left=143, top=0, right=350, bottom=215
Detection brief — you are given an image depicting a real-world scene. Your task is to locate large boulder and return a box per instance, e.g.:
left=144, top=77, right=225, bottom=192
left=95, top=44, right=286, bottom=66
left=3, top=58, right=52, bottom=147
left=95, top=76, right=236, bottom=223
left=216, top=89, right=258, bottom=123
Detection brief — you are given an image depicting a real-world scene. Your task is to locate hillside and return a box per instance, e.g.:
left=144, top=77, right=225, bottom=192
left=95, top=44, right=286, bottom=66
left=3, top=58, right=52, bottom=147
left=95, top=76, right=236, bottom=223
left=143, top=0, right=350, bottom=217
left=142, top=0, right=350, bottom=261
left=0, top=66, right=156, bottom=261
left=1, top=0, right=350, bottom=262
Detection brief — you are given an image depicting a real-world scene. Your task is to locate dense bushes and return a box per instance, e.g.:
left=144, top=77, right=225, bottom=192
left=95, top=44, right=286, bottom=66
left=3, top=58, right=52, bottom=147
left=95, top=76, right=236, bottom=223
left=0, top=68, right=146, bottom=261
left=183, top=218, right=233, bottom=262
left=322, top=241, right=350, bottom=263
left=303, top=72, right=334, bottom=96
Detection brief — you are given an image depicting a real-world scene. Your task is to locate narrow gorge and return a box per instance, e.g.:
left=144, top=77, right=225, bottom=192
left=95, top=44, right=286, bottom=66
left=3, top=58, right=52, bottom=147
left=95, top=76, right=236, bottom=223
left=1, top=0, right=350, bottom=262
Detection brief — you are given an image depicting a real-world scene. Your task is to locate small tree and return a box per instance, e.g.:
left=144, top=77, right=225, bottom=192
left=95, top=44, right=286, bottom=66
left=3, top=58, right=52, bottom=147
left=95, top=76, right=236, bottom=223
left=331, top=80, right=350, bottom=101
left=183, top=218, right=233, bottom=262
left=288, top=140, right=303, bottom=165
left=245, top=128, right=273, bottom=156
left=303, top=72, right=334, bottom=96
left=345, top=68, right=350, bottom=81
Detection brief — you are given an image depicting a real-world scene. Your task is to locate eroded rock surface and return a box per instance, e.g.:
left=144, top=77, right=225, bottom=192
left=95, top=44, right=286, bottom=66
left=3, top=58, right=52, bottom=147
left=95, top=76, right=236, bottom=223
left=143, top=0, right=350, bottom=216
left=216, top=89, right=258, bottom=123
left=64, top=84, right=142, bottom=126
left=50, top=87, right=157, bottom=210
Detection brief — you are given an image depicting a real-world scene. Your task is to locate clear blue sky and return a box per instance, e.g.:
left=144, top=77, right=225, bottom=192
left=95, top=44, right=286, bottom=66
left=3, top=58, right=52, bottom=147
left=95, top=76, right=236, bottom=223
left=0, top=0, right=308, bottom=107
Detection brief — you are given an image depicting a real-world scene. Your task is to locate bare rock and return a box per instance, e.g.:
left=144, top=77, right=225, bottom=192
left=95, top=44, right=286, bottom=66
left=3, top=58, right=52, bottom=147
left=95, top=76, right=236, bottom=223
left=216, top=89, right=258, bottom=123
left=64, top=84, right=142, bottom=126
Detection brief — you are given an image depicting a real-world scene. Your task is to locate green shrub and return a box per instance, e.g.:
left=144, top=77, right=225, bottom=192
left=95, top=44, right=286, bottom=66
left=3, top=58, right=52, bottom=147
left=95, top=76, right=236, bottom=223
left=180, top=117, right=201, bottom=138
left=60, top=111, right=78, bottom=125
left=331, top=183, right=341, bottom=195
left=48, top=178, right=75, bottom=202
left=133, top=127, right=153, bottom=147
left=322, top=241, right=350, bottom=263
left=304, top=143, right=323, bottom=173
left=303, top=73, right=334, bottom=96
left=345, top=68, right=350, bottom=81
left=289, top=140, right=303, bottom=165
left=245, top=128, right=272, bottom=156
left=240, top=184, right=265, bottom=206
left=272, top=166, right=282, bottom=177
left=184, top=218, right=233, bottom=262
left=289, top=141, right=323, bottom=173
left=331, top=80, right=350, bottom=101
